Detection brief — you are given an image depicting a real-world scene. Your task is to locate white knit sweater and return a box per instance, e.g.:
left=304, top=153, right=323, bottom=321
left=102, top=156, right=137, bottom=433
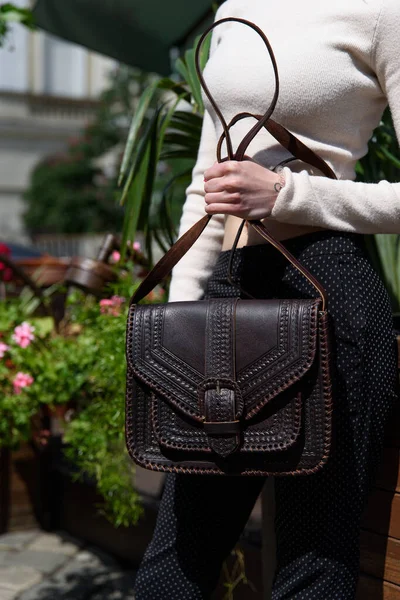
left=168, top=0, right=400, bottom=302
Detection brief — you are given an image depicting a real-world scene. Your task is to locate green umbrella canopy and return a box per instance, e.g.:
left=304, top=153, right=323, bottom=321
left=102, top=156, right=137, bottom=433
left=32, top=0, right=222, bottom=75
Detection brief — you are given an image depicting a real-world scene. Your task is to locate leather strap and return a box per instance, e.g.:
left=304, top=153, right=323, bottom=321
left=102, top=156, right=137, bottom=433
left=129, top=214, right=211, bottom=305
left=195, top=18, right=280, bottom=163
left=130, top=17, right=333, bottom=312
left=202, top=298, right=241, bottom=457
left=217, top=115, right=337, bottom=180
left=130, top=214, right=328, bottom=311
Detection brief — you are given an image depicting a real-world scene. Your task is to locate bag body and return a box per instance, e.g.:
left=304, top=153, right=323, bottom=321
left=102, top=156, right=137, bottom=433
left=126, top=297, right=332, bottom=475
left=125, top=17, right=336, bottom=476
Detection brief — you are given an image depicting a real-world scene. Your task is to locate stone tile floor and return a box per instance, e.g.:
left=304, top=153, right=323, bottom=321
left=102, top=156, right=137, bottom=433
left=0, top=530, right=136, bottom=600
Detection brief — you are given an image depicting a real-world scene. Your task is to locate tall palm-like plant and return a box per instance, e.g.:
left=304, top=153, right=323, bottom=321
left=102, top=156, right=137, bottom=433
left=117, top=36, right=211, bottom=265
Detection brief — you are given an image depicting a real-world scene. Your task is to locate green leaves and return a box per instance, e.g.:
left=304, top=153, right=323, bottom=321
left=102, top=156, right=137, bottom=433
left=117, top=34, right=209, bottom=265
left=0, top=3, right=35, bottom=27
left=0, top=286, right=145, bottom=526
left=120, top=106, right=162, bottom=263
left=62, top=293, right=143, bottom=527
left=175, top=33, right=211, bottom=114
left=0, top=3, right=35, bottom=47
left=357, top=108, right=400, bottom=184
left=118, top=79, right=160, bottom=187
left=373, top=234, right=400, bottom=313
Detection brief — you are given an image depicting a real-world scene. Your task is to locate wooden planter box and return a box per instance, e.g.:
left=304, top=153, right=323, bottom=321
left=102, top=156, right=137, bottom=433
left=14, top=257, right=70, bottom=287
left=357, top=399, right=400, bottom=598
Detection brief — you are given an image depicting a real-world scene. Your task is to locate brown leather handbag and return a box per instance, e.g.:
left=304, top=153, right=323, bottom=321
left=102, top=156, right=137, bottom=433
left=125, top=17, right=336, bottom=476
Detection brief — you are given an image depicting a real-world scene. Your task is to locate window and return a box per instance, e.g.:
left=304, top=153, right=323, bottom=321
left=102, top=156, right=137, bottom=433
left=43, top=34, right=88, bottom=98
left=0, top=7, right=29, bottom=92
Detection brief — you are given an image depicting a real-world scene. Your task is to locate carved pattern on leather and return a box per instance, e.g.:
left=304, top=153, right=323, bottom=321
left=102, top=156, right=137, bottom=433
left=126, top=298, right=319, bottom=422
left=153, top=391, right=302, bottom=453
left=125, top=334, right=331, bottom=476
left=244, top=300, right=319, bottom=416
left=205, top=299, right=235, bottom=378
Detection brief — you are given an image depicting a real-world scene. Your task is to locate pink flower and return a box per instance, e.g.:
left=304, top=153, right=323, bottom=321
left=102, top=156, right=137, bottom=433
left=99, top=295, right=125, bottom=316
left=0, top=342, right=10, bottom=358
left=12, top=322, right=35, bottom=349
left=13, top=372, right=34, bottom=395
left=110, top=251, right=121, bottom=264
left=133, top=241, right=141, bottom=252
left=99, top=299, right=113, bottom=313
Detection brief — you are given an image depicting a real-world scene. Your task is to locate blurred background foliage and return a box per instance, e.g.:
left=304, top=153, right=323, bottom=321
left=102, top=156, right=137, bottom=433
left=116, top=36, right=210, bottom=264
left=23, top=66, right=152, bottom=234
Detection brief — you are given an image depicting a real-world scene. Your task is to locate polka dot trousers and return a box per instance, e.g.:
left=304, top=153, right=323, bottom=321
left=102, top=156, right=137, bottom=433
left=134, top=230, right=399, bottom=599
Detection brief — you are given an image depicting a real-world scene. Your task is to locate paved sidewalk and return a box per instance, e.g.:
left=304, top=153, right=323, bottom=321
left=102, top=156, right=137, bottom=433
left=0, top=530, right=136, bottom=600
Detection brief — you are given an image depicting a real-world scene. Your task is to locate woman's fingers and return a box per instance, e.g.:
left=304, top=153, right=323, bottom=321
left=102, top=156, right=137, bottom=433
left=204, top=178, right=224, bottom=193
left=205, top=202, right=239, bottom=215
left=204, top=161, right=238, bottom=182
left=205, top=191, right=240, bottom=205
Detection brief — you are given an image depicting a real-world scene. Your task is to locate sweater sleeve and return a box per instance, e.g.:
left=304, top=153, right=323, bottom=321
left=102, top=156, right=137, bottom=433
left=270, top=0, right=400, bottom=234
left=167, top=111, right=224, bottom=301
left=167, top=8, right=229, bottom=302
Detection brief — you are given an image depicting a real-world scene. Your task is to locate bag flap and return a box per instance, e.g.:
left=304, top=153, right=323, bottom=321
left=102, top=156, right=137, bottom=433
left=126, top=298, right=320, bottom=423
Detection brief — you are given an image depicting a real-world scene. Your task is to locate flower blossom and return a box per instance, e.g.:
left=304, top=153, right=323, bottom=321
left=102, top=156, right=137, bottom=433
left=99, top=295, right=125, bottom=316
left=12, top=322, right=35, bottom=348
left=110, top=251, right=121, bottom=264
left=0, top=342, right=10, bottom=358
left=132, top=241, right=141, bottom=252
left=13, top=372, right=34, bottom=395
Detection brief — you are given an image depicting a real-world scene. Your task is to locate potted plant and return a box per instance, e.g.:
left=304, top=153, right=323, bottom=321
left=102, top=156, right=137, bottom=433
left=0, top=245, right=165, bottom=535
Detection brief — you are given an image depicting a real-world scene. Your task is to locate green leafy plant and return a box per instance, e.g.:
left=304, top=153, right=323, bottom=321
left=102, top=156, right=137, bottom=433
left=24, top=156, right=123, bottom=234
left=0, top=250, right=165, bottom=527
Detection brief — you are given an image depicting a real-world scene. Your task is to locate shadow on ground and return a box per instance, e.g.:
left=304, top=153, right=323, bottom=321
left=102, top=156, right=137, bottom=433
left=19, top=545, right=136, bottom=600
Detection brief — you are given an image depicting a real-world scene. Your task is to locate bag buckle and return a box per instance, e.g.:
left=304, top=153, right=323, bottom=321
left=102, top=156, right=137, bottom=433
left=198, top=378, right=243, bottom=458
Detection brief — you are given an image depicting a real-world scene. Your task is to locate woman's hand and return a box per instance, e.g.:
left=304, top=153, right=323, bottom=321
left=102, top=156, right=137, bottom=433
left=203, top=160, right=284, bottom=220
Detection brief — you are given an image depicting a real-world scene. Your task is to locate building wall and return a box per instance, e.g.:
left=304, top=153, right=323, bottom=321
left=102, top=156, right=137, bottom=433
left=0, top=1, right=116, bottom=244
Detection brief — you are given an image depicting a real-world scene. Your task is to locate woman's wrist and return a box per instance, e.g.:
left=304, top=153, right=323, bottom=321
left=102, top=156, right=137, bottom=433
left=273, top=171, right=286, bottom=195
left=203, top=160, right=287, bottom=220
